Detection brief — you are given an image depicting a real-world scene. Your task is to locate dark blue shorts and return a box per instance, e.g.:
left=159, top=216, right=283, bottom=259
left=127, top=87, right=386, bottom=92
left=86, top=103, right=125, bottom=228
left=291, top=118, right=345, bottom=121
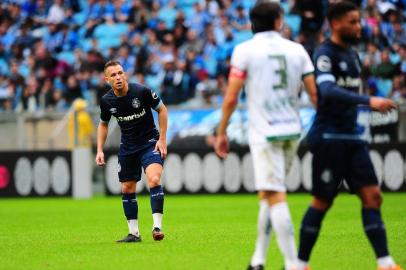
left=310, top=140, right=378, bottom=200
left=118, top=145, right=164, bottom=182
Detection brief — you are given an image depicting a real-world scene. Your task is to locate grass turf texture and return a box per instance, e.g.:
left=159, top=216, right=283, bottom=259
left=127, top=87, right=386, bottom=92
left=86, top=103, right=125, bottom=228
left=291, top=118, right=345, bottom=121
left=0, top=193, right=405, bottom=270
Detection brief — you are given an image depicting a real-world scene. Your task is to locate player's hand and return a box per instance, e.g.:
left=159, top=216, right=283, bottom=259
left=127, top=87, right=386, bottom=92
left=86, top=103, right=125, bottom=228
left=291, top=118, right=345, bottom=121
left=369, top=97, right=397, bottom=113
left=214, top=134, right=229, bottom=159
left=95, top=151, right=105, bottom=167
left=155, top=138, right=167, bottom=159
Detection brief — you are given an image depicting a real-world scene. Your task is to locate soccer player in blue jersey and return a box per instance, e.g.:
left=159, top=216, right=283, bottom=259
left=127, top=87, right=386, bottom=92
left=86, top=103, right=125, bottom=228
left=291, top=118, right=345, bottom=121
left=96, top=60, right=168, bottom=243
left=297, top=2, right=402, bottom=270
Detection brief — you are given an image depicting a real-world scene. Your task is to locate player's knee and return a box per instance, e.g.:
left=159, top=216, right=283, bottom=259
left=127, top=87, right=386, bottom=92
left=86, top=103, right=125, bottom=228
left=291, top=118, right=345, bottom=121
left=311, top=197, right=333, bottom=211
left=148, top=174, right=161, bottom=188
left=363, top=191, right=383, bottom=209
left=121, top=182, right=136, bottom=193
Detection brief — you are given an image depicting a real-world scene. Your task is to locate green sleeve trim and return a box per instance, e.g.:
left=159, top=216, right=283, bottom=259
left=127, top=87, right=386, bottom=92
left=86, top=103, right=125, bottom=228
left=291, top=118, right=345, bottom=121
left=302, top=72, right=314, bottom=79
left=266, top=133, right=301, bottom=142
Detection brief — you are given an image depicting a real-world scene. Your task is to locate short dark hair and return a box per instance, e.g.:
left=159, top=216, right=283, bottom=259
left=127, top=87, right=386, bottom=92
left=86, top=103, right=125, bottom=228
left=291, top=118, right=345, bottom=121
left=249, top=0, right=282, bottom=33
left=327, top=1, right=359, bottom=23
left=104, top=60, right=121, bottom=73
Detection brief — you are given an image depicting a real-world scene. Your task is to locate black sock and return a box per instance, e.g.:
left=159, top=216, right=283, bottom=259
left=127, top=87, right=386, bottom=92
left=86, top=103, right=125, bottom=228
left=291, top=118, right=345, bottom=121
left=362, top=208, right=389, bottom=258
left=298, top=207, right=326, bottom=262
left=150, top=185, right=164, bottom=214
left=122, top=193, right=138, bottom=220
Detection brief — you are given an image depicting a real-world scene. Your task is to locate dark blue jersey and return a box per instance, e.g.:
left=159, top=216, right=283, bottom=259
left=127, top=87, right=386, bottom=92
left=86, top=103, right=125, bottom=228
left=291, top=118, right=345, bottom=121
left=100, top=83, right=162, bottom=156
left=308, top=39, right=370, bottom=142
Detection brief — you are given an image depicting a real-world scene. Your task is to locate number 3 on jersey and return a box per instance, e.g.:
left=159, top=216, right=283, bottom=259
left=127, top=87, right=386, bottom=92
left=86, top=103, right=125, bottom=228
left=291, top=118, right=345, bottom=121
left=268, top=55, right=287, bottom=90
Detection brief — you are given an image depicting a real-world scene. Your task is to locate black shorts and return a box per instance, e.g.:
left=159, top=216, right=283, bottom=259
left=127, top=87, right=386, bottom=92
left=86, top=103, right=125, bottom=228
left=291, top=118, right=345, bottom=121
left=118, top=145, right=164, bottom=182
left=311, top=140, right=378, bottom=200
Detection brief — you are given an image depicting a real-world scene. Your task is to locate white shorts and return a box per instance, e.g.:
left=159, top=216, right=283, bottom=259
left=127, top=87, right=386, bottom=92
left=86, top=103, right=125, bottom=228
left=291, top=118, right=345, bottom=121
left=249, top=140, right=299, bottom=192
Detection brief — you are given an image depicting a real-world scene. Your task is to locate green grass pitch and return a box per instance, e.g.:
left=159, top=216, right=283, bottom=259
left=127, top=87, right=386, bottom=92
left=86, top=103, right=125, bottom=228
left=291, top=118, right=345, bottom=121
left=0, top=193, right=405, bottom=270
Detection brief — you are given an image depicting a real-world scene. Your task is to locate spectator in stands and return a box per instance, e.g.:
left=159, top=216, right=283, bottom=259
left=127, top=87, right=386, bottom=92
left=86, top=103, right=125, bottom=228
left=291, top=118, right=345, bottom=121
left=117, top=45, right=135, bottom=75
left=179, top=29, right=204, bottom=57
left=21, top=74, right=39, bottom=112
left=390, top=20, right=406, bottom=46
left=9, top=60, right=25, bottom=91
left=47, top=0, right=65, bottom=24
left=0, top=0, right=405, bottom=113
left=230, top=5, right=251, bottom=32
left=109, top=0, right=130, bottom=23
left=371, top=48, right=400, bottom=79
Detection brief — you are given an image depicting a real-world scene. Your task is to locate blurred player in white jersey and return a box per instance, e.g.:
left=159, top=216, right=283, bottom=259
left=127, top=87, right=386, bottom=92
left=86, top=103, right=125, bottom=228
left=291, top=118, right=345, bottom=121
left=214, top=1, right=317, bottom=269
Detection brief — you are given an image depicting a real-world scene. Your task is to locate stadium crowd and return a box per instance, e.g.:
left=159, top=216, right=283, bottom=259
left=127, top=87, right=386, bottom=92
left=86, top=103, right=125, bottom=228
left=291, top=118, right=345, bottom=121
left=0, top=0, right=405, bottom=112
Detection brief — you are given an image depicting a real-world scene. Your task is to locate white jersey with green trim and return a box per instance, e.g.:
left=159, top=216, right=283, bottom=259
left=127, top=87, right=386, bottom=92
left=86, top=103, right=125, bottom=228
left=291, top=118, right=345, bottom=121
left=231, top=31, right=314, bottom=144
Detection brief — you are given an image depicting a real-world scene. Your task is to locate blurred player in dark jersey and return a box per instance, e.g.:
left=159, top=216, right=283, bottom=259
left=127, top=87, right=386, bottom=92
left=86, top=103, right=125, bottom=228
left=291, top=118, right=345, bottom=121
left=297, top=2, right=402, bottom=270
left=96, top=60, right=168, bottom=243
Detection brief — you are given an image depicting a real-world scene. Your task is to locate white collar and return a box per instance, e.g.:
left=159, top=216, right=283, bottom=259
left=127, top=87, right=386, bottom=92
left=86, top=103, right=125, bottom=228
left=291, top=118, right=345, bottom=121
left=253, top=31, right=281, bottom=39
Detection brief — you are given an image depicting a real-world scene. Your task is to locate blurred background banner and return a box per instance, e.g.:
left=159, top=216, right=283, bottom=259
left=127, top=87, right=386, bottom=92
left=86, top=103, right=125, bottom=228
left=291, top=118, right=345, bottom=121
left=102, top=143, right=406, bottom=195
left=0, top=150, right=72, bottom=197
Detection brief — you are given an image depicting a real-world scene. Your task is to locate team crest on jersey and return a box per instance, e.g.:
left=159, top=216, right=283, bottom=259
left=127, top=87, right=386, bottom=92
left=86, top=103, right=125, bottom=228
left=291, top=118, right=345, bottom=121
left=317, top=55, right=332, bottom=72
left=151, top=90, right=159, bottom=99
left=109, top=108, right=117, bottom=114
left=339, top=61, right=348, bottom=71
left=132, top=98, right=141, bottom=108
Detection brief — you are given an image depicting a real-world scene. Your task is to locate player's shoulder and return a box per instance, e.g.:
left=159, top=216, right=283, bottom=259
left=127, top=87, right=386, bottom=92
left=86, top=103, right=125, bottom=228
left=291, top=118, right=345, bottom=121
left=101, top=89, right=114, bottom=101
left=233, top=38, right=254, bottom=54
left=129, top=82, right=150, bottom=94
left=314, top=40, right=335, bottom=56
left=280, top=37, right=307, bottom=53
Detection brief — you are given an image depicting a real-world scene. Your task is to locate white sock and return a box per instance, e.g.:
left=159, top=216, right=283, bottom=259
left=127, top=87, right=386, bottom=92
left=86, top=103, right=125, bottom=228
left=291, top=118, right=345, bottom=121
left=250, top=200, right=272, bottom=266
left=269, top=202, right=297, bottom=270
left=297, top=259, right=309, bottom=270
left=153, top=213, right=163, bottom=229
left=377, top=256, right=395, bottom=268
left=127, top=219, right=139, bottom=236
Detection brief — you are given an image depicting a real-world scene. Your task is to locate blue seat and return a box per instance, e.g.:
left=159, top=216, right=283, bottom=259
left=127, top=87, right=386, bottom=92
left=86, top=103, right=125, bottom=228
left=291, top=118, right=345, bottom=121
left=57, top=51, right=76, bottom=65
left=73, top=12, right=86, bottom=25
left=234, top=30, right=253, bottom=44
left=376, top=79, right=393, bottom=98
left=97, top=37, right=121, bottom=51
left=145, top=75, right=163, bottom=91
left=158, top=7, right=177, bottom=30
left=284, top=14, right=301, bottom=37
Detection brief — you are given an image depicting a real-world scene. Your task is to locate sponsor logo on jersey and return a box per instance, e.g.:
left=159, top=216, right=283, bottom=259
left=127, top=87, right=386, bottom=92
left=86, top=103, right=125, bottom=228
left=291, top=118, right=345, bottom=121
left=132, top=98, right=141, bottom=108
left=339, top=61, right=348, bottom=71
left=336, top=76, right=361, bottom=88
left=109, top=108, right=117, bottom=114
left=117, top=109, right=146, bottom=122
left=316, top=55, right=332, bottom=72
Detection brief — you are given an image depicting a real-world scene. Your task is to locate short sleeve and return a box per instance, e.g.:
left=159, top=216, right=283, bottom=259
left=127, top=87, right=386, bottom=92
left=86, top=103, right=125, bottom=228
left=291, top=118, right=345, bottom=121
left=300, top=45, right=315, bottom=78
left=100, top=98, right=111, bottom=123
left=230, top=44, right=249, bottom=78
left=143, top=86, right=162, bottom=110
left=313, top=48, right=336, bottom=86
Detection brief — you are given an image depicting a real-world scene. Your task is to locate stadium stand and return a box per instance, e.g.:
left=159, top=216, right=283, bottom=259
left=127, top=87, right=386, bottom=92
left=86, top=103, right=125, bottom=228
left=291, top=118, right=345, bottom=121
left=0, top=0, right=405, bottom=112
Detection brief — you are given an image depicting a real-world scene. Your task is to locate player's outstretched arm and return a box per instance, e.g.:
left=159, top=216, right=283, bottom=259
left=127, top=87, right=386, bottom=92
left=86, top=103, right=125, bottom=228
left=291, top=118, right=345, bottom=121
left=155, top=104, right=168, bottom=159
left=318, top=80, right=371, bottom=105
left=96, top=122, right=108, bottom=166
left=369, top=97, right=397, bottom=113
left=302, top=74, right=318, bottom=108
left=215, top=76, right=244, bottom=159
